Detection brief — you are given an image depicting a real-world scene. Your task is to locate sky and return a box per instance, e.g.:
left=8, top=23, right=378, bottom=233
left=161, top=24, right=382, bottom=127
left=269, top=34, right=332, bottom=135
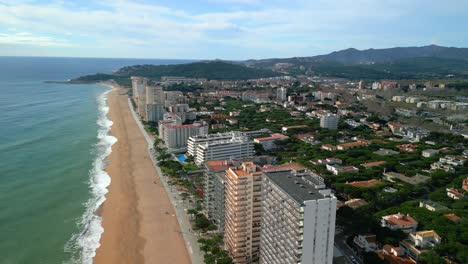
left=0, top=0, right=467, bottom=60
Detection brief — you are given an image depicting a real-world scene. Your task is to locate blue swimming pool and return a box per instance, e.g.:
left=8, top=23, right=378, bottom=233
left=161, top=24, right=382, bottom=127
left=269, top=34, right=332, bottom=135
left=176, top=154, right=186, bottom=163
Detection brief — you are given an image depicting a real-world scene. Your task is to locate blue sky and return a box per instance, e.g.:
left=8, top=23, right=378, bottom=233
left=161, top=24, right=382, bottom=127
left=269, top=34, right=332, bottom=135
left=0, top=0, right=467, bottom=59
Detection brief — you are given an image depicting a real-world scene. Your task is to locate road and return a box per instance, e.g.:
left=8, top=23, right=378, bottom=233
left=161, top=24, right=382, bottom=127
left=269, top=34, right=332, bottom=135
left=335, top=227, right=362, bottom=264
left=128, top=98, right=204, bottom=264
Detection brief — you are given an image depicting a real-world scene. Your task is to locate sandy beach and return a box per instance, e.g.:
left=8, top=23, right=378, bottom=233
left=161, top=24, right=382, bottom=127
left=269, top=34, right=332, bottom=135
left=94, top=87, right=191, bottom=264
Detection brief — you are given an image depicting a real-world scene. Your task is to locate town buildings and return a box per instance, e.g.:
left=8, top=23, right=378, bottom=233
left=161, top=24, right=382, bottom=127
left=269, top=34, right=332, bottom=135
left=131, top=76, right=149, bottom=118
left=260, top=170, right=336, bottom=264
left=320, top=113, right=339, bottom=130
left=381, top=213, right=418, bottom=233
left=224, top=162, right=263, bottom=263
left=159, top=121, right=208, bottom=150
left=187, top=132, right=243, bottom=157
left=203, top=160, right=241, bottom=231
left=276, top=87, right=287, bottom=101
left=253, top=133, right=289, bottom=150
left=191, top=134, right=255, bottom=165
left=145, top=85, right=165, bottom=122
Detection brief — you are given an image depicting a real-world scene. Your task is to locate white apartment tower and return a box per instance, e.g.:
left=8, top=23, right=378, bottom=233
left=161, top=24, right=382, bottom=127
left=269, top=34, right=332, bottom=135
left=131, top=76, right=148, bottom=118
left=160, top=121, right=209, bottom=150
left=145, top=85, right=165, bottom=122
left=193, top=136, right=254, bottom=165
left=187, top=132, right=245, bottom=158
left=276, top=87, right=287, bottom=102
left=260, top=170, right=337, bottom=264
left=320, top=113, right=339, bottom=130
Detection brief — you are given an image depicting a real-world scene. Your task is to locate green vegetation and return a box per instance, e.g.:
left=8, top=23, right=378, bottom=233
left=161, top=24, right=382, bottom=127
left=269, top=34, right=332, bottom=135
left=72, top=61, right=280, bottom=84
left=198, top=235, right=233, bottom=264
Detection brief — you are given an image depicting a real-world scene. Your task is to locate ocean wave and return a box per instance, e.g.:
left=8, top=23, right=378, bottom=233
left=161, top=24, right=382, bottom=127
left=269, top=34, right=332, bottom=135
left=64, top=89, right=117, bottom=264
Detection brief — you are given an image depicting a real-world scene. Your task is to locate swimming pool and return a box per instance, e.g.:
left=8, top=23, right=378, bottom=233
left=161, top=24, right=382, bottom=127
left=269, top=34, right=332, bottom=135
left=176, top=154, right=186, bottom=163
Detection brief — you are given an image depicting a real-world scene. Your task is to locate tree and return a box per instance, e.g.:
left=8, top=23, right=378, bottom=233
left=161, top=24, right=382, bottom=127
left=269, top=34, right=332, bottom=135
left=418, top=251, right=445, bottom=264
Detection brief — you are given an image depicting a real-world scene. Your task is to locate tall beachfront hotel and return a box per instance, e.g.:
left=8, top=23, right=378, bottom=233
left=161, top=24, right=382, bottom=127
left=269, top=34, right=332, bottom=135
left=260, top=170, right=337, bottom=264
left=224, top=162, right=263, bottom=264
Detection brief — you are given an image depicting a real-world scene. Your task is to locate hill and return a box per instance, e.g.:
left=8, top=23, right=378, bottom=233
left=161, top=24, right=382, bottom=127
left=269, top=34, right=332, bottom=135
left=245, top=45, right=468, bottom=66
left=71, top=61, right=279, bottom=84
left=243, top=45, right=468, bottom=80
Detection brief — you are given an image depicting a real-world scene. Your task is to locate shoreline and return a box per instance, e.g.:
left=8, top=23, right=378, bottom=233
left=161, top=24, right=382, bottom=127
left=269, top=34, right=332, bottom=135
left=93, top=84, right=191, bottom=264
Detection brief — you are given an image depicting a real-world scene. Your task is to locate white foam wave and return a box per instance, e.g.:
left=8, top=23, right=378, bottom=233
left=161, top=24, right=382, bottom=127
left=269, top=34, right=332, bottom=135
left=64, top=89, right=117, bottom=264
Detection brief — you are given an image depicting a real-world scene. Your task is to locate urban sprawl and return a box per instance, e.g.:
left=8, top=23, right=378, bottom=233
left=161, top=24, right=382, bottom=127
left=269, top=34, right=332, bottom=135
left=127, top=74, right=467, bottom=264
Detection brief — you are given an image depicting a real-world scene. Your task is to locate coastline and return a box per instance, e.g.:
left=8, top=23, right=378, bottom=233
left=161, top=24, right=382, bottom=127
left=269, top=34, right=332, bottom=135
left=93, top=84, right=191, bottom=264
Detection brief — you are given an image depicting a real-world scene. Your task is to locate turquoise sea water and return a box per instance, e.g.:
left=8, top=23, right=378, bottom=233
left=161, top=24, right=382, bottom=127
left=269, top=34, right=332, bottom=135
left=0, top=57, right=191, bottom=264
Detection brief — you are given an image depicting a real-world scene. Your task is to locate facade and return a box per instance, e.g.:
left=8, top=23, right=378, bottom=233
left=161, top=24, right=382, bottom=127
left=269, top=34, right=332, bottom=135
left=145, top=85, right=165, bottom=122
left=276, top=87, right=287, bottom=101
left=400, top=231, right=441, bottom=261
left=224, top=162, right=263, bottom=264
left=203, top=160, right=241, bottom=231
left=320, top=113, right=339, bottom=130
left=187, top=132, right=244, bottom=158
left=160, top=121, right=209, bottom=149
left=131, top=76, right=148, bottom=118
left=194, top=136, right=254, bottom=165
left=260, top=170, right=336, bottom=264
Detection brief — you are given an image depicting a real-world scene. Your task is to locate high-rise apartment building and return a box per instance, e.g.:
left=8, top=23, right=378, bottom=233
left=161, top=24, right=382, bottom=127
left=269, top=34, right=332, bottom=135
left=187, top=132, right=245, bottom=159
left=159, top=121, right=208, bottom=150
left=193, top=136, right=254, bottom=165
left=276, top=87, right=287, bottom=101
left=131, top=76, right=148, bottom=118
left=320, top=113, right=339, bottom=130
left=203, top=159, right=241, bottom=231
left=260, top=170, right=337, bottom=264
left=145, top=85, right=165, bottom=122
left=224, top=162, right=263, bottom=264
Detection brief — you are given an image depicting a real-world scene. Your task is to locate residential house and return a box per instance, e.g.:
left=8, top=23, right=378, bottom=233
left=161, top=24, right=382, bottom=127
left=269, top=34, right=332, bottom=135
left=381, top=213, right=418, bottom=233
left=326, top=164, right=359, bottom=175
left=419, top=200, right=449, bottom=212
left=353, top=234, right=379, bottom=253
left=400, top=231, right=441, bottom=261
left=422, top=149, right=439, bottom=158
left=446, top=188, right=464, bottom=200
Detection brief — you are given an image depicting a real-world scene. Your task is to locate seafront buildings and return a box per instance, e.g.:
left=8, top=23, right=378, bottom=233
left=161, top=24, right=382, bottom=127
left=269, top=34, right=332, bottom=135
left=131, top=76, right=149, bottom=119
left=194, top=136, right=255, bottom=165
left=260, top=169, right=337, bottom=264
left=224, top=162, right=263, bottom=263
left=203, top=160, right=241, bottom=231
left=159, top=121, right=209, bottom=150
left=145, top=85, right=165, bottom=122
left=187, top=132, right=242, bottom=157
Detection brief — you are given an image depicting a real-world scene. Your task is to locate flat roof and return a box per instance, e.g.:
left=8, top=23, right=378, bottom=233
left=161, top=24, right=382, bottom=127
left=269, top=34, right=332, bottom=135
left=264, top=171, right=327, bottom=203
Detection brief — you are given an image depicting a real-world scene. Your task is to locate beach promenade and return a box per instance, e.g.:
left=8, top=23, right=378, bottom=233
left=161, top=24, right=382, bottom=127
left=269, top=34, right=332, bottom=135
left=94, top=87, right=192, bottom=264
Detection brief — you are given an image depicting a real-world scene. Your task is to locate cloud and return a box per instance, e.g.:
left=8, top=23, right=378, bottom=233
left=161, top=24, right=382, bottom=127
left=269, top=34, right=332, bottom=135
left=0, top=0, right=467, bottom=59
left=0, top=32, right=72, bottom=47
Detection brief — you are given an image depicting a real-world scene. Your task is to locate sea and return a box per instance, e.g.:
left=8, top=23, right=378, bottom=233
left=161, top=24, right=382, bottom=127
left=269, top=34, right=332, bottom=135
left=0, top=57, right=192, bottom=264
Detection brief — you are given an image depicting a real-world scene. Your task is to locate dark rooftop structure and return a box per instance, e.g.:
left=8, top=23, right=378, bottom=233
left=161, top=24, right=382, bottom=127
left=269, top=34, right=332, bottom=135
left=264, top=170, right=329, bottom=204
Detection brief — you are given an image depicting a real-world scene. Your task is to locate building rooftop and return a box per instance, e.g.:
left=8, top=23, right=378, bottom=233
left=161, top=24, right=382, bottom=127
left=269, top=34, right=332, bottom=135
left=205, top=160, right=241, bottom=172
left=264, top=170, right=329, bottom=204
left=260, top=163, right=305, bottom=172
left=346, top=179, right=382, bottom=188
left=254, top=133, right=289, bottom=142
left=444, top=213, right=462, bottom=222
left=361, top=161, right=386, bottom=168
left=383, top=213, right=418, bottom=226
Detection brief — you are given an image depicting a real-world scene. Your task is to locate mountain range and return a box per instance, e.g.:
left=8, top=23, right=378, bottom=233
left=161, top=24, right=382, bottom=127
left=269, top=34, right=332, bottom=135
left=244, top=45, right=468, bottom=66
left=243, top=45, right=468, bottom=80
